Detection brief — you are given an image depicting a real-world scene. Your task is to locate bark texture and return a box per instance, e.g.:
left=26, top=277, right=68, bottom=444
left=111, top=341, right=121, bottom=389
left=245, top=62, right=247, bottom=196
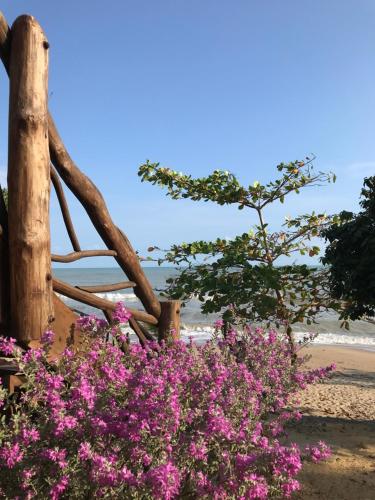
left=8, top=15, right=53, bottom=341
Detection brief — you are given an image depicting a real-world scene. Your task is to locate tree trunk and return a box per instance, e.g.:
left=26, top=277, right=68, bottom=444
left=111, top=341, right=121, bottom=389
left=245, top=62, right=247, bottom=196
left=8, top=15, right=53, bottom=342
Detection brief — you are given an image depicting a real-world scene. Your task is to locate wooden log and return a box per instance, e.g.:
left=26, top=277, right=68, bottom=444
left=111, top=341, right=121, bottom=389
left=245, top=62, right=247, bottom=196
left=0, top=11, right=161, bottom=320
left=0, top=187, right=9, bottom=335
left=8, top=15, right=53, bottom=342
left=53, top=277, right=158, bottom=325
left=128, top=317, right=148, bottom=347
left=50, top=165, right=81, bottom=252
left=52, top=249, right=117, bottom=263
left=76, top=281, right=136, bottom=293
left=158, top=300, right=181, bottom=342
left=0, top=11, right=10, bottom=73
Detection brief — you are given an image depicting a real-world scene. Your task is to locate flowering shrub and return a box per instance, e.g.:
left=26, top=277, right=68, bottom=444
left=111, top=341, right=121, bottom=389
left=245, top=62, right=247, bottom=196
left=0, top=304, right=334, bottom=499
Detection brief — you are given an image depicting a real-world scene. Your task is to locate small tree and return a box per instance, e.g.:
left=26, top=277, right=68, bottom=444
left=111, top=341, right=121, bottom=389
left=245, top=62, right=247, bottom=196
left=139, top=158, right=341, bottom=354
left=322, top=176, right=375, bottom=320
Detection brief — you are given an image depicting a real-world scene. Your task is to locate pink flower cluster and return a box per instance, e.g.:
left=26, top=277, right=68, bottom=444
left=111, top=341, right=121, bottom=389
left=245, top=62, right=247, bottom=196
left=0, top=308, right=333, bottom=498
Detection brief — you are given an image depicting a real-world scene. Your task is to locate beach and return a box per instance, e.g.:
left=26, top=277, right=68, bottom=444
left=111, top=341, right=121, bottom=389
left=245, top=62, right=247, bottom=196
left=292, top=346, right=375, bottom=500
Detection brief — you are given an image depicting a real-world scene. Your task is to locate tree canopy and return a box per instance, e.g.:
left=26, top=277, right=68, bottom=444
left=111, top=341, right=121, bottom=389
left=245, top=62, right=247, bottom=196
left=139, top=158, right=342, bottom=351
left=323, top=176, right=375, bottom=320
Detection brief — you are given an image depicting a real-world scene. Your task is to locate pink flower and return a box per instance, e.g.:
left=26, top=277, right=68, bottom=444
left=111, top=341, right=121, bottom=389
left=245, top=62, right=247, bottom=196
left=0, top=336, right=16, bottom=355
left=281, top=478, right=300, bottom=497
left=78, top=442, right=92, bottom=460
left=306, top=441, right=332, bottom=463
left=20, top=426, right=40, bottom=445
left=0, top=443, right=24, bottom=468
left=189, top=441, right=208, bottom=461
left=214, top=319, right=224, bottom=329
left=146, top=462, right=180, bottom=499
left=50, top=475, right=69, bottom=500
left=41, top=329, right=55, bottom=344
left=113, top=302, right=132, bottom=324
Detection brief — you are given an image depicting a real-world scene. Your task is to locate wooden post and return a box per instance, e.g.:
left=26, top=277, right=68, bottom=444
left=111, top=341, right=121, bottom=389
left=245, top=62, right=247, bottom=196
left=158, top=300, right=181, bottom=342
left=8, top=15, right=53, bottom=342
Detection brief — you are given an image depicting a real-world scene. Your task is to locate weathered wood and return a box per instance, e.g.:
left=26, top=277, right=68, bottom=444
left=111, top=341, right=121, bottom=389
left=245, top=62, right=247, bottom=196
left=0, top=187, right=9, bottom=335
left=0, top=12, right=10, bottom=73
left=8, top=15, right=53, bottom=342
left=0, top=11, right=161, bottom=321
left=50, top=165, right=81, bottom=252
left=128, top=317, right=148, bottom=347
left=76, top=281, right=136, bottom=293
left=136, top=320, right=156, bottom=341
left=52, top=249, right=117, bottom=263
left=158, top=300, right=181, bottom=342
left=27, top=294, right=80, bottom=357
left=47, top=120, right=161, bottom=319
left=53, top=277, right=158, bottom=325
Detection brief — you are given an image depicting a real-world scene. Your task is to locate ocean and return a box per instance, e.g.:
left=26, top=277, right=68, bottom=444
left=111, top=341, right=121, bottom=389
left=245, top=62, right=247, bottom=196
left=54, top=267, right=375, bottom=349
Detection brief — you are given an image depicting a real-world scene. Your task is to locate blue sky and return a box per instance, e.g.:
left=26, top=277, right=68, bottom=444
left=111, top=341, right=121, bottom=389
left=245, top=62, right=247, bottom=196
left=0, top=1, right=374, bottom=267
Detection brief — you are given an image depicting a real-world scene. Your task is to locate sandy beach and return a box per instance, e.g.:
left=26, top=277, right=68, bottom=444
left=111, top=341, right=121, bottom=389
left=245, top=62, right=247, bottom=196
left=291, top=345, right=375, bottom=500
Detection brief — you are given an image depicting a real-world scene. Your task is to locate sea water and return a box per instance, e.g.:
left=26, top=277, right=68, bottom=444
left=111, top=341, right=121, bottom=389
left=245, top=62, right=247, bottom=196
left=53, top=267, right=375, bottom=349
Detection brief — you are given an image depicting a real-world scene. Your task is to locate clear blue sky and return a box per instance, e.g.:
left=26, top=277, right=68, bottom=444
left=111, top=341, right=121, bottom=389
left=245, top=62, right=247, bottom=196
left=0, top=1, right=374, bottom=267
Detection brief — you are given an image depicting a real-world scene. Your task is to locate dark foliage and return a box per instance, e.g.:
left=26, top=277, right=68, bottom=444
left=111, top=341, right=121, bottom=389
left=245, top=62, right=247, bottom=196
left=322, top=177, right=375, bottom=319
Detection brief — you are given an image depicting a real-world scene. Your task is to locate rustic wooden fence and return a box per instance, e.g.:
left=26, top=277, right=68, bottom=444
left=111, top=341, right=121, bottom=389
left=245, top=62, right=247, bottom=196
left=0, top=12, right=180, bottom=380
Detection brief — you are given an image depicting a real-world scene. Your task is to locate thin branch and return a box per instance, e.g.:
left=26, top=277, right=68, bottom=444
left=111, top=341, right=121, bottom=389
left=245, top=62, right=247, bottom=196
left=76, top=281, right=136, bottom=293
left=51, top=250, right=117, bottom=263
left=50, top=165, right=81, bottom=252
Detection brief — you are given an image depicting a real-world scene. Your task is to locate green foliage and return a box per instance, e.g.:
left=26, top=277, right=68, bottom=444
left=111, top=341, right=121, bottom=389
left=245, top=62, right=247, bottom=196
left=1, top=188, right=7, bottom=208
left=139, top=158, right=341, bottom=347
left=322, top=176, right=375, bottom=320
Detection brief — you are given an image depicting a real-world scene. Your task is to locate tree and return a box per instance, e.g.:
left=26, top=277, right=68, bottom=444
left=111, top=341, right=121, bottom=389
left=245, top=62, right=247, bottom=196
left=139, top=158, right=341, bottom=354
left=322, top=176, right=375, bottom=320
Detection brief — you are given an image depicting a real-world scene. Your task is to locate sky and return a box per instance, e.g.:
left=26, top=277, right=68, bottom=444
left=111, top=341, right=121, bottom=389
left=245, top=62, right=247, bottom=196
left=0, top=0, right=374, bottom=267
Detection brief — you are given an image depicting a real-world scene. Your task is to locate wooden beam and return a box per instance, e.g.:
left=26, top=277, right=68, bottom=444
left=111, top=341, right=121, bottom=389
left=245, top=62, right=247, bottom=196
left=0, top=11, right=161, bottom=320
left=76, top=281, right=136, bottom=293
left=53, top=277, right=158, bottom=326
left=8, top=15, right=53, bottom=342
left=50, top=165, right=81, bottom=252
left=51, top=249, right=117, bottom=263
left=158, top=300, right=181, bottom=342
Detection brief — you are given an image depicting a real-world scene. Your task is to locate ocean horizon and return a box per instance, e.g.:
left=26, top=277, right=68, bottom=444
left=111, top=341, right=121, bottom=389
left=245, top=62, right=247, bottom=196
left=53, top=267, right=375, bottom=349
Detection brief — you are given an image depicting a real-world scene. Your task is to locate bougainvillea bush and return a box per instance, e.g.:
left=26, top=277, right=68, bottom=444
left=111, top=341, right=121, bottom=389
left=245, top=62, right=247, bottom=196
left=0, top=304, right=333, bottom=499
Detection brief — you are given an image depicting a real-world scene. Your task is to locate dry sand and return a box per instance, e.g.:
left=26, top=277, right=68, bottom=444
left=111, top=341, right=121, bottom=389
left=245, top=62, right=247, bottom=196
left=290, top=345, right=375, bottom=500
